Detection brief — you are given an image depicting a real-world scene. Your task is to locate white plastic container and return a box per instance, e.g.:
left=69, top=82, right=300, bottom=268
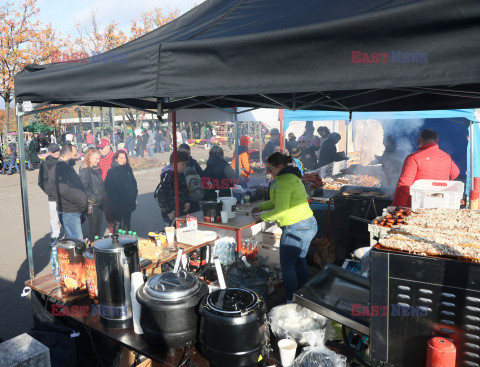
left=258, top=240, right=280, bottom=268
left=218, top=197, right=237, bottom=219
left=410, top=179, right=464, bottom=210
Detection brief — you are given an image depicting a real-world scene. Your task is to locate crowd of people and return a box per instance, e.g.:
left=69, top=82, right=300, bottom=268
left=262, top=124, right=348, bottom=173
left=38, top=139, right=138, bottom=244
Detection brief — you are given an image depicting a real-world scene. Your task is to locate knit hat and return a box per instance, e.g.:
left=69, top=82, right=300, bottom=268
left=291, top=147, right=301, bottom=158
left=240, top=135, right=250, bottom=146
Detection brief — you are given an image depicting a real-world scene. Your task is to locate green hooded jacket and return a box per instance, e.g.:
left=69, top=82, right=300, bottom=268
left=258, top=166, right=313, bottom=227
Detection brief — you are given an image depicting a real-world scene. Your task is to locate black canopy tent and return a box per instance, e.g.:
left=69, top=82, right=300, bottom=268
left=13, top=0, right=480, bottom=278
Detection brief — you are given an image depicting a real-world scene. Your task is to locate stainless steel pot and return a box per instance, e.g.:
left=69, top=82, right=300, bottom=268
left=93, top=232, right=140, bottom=328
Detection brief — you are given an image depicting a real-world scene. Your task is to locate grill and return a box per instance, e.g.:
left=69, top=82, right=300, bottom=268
left=331, top=186, right=392, bottom=262
left=370, top=245, right=480, bottom=367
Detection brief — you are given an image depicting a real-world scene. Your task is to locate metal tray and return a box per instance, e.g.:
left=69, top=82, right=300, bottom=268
left=293, top=264, right=370, bottom=335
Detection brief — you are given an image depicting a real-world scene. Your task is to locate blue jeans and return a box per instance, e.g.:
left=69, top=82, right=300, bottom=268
left=7, top=157, right=19, bottom=174
left=59, top=212, right=83, bottom=239
left=280, top=215, right=317, bottom=301
left=148, top=147, right=154, bottom=158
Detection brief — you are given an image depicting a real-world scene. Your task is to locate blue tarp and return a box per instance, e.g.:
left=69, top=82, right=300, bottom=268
left=283, top=109, right=479, bottom=192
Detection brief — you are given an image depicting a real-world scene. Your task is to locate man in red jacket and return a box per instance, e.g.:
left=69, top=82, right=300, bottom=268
left=97, top=139, right=114, bottom=181
left=392, top=129, right=460, bottom=208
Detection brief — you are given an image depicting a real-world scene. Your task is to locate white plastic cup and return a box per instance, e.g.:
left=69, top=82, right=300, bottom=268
left=165, top=227, right=175, bottom=244
left=221, top=211, right=228, bottom=223
left=278, top=339, right=297, bottom=367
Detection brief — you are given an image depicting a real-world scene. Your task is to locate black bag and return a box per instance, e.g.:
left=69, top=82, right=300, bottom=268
left=153, top=181, right=162, bottom=206
left=225, top=254, right=269, bottom=301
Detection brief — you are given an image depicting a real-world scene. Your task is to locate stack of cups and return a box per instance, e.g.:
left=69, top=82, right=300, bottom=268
left=165, top=227, right=175, bottom=248
left=471, top=177, right=480, bottom=211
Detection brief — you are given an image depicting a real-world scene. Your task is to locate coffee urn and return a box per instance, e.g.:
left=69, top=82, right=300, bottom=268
left=93, top=229, right=140, bottom=328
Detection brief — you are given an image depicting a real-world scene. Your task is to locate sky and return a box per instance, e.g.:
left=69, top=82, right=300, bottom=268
left=1, top=0, right=200, bottom=109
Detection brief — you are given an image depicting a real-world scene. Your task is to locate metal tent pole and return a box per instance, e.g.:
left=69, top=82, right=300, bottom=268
left=16, top=102, right=34, bottom=279
left=279, top=109, right=284, bottom=152
left=172, top=111, right=180, bottom=217
left=471, top=120, right=475, bottom=191
left=235, top=107, right=240, bottom=179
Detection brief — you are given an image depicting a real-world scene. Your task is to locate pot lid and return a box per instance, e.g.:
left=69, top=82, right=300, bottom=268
left=143, top=270, right=201, bottom=301
left=93, top=234, right=137, bottom=252
left=206, top=288, right=258, bottom=314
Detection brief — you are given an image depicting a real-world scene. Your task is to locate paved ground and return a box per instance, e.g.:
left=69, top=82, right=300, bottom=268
left=0, top=145, right=236, bottom=341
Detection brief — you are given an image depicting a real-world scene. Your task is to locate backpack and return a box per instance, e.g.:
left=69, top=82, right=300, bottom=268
left=184, top=166, right=204, bottom=202
left=6, top=145, right=11, bottom=155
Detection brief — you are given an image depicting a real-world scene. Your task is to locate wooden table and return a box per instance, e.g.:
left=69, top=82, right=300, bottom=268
left=178, top=208, right=262, bottom=251
left=25, top=240, right=213, bottom=303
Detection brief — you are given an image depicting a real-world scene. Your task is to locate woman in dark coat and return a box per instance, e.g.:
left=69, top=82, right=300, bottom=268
left=79, top=148, right=107, bottom=241
left=27, top=135, right=40, bottom=169
left=105, top=150, right=138, bottom=231
left=203, top=145, right=236, bottom=200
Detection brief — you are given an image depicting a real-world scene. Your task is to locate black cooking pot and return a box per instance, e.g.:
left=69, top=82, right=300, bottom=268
left=199, top=288, right=269, bottom=367
left=136, top=270, right=208, bottom=351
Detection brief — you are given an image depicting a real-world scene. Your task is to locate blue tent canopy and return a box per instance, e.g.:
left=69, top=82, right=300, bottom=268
left=283, top=109, right=479, bottom=192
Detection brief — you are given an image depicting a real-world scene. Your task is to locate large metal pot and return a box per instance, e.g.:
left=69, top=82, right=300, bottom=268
left=136, top=269, right=208, bottom=351
left=199, top=288, right=269, bottom=367
left=93, top=233, right=140, bottom=328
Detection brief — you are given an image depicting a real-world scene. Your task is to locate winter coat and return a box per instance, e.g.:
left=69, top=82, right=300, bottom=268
left=231, top=146, right=254, bottom=180
left=141, top=132, right=149, bottom=150
left=262, top=139, right=280, bottom=163
left=203, top=154, right=236, bottom=200
left=105, top=162, right=138, bottom=214
left=49, top=159, right=88, bottom=213
left=8, top=142, right=17, bottom=160
left=27, top=140, right=40, bottom=165
left=79, top=165, right=107, bottom=206
left=125, top=136, right=135, bottom=151
left=258, top=166, right=313, bottom=227
left=99, top=150, right=114, bottom=181
left=317, top=133, right=346, bottom=168
left=38, top=155, right=58, bottom=201
left=147, top=130, right=155, bottom=149
left=392, top=143, right=460, bottom=208
left=156, top=165, right=190, bottom=217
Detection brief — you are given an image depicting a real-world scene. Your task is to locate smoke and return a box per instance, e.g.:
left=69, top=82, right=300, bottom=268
left=380, top=118, right=425, bottom=189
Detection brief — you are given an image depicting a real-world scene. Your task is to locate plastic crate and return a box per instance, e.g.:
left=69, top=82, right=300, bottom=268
left=410, top=179, right=464, bottom=210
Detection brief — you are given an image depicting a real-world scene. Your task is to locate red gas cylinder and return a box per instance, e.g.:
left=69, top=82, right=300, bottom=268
left=426, top=337, right=456, bottom=367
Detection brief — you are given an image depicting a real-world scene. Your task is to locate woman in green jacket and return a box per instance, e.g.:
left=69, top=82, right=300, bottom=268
left=252, top=152, right=317, bottom=302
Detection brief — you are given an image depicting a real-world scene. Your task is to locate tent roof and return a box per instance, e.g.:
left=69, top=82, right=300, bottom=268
left=14, top=0, right=480, bottom=113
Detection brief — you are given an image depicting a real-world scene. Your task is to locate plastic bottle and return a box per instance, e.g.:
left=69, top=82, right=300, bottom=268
left=50, top=245, right=60, bottom=282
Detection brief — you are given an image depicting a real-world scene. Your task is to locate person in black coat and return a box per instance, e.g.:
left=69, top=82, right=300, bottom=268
left=203, top=145, right=236, bottom=200
left=79, top=148, right=107, bottom=241
left=104, top=150, right=138, bottom=231
left=38, top=143, right=61, bottom=244
left=156, top=151, right=191, bottom=226
left=49, top=143, right=87, bottom=240
left=317, top=132, right=348, bottom=168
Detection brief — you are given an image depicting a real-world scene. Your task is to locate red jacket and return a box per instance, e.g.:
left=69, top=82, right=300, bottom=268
left=392, top=143, right=460, bottom=207
left=99, top=150, right=114, bottom=181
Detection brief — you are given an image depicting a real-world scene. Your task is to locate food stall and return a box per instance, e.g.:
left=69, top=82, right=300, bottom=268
left=11, top=0, right=480, bottom=365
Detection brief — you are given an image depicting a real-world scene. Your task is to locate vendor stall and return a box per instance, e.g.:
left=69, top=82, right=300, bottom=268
left=10, top=0, right=480, bottom=365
